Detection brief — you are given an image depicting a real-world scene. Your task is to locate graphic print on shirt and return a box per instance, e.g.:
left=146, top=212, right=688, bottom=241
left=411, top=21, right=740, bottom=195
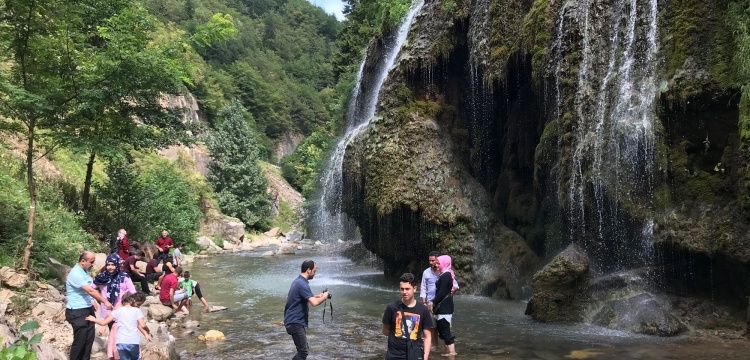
left=394, top=311, right=421, bottom=340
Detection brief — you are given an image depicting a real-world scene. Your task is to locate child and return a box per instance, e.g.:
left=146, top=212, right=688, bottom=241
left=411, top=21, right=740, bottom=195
left=179, top=271, right=211, bottom=312
left=172, top=244, right=183, bottom=267
left=87, top=292, right=152, bottom=360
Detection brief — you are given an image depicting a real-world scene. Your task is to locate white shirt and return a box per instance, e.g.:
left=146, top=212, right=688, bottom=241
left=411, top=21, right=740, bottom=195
left=112, top=306, right=144, bottom=345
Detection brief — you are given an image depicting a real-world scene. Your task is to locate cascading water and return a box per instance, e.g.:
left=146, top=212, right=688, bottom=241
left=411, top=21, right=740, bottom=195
left=310, top=0, right=426, bottom=242
left=564, top=0, right=660, bottom=271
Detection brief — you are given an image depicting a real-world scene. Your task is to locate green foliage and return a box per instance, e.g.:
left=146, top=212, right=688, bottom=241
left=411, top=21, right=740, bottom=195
left=281, top=131, right=333, bottom=196
left=729, top=1, right=750, bottom=141
left=522, top=0, right=550, bottom=82
left=0, top=146, right=99, bottom=271
left=0, top=320, right=41, bottom=360
left=206, top=102, right=272, bottom=229
left=192, top=13, right=237, bottom=48
left=272, top=201, right=298, bottom=233
left=87, top=154, right=202, bottom=247
left=333, top=0, right=412, bottom=78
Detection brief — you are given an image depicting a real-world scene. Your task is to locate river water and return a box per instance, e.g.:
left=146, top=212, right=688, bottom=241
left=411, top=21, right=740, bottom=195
left=175, top=251, right=750, bottom=359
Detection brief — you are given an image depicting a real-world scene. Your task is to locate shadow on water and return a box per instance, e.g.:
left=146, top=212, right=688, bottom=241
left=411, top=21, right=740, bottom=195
left=175, top=253, right=750, bottom=359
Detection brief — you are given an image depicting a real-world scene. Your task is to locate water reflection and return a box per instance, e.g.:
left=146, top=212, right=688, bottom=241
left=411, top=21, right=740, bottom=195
left=176, top=253, right=750, bottom=359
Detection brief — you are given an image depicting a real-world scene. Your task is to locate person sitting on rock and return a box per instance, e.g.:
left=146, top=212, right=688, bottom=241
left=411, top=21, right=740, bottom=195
left=121, top=250, right=150, bottom=295
left=160, top=266, right=188, bottom=313
left=179, top=271, right=211, bottom=312
left=154, top=230, right=174, bottom=262
left=87, top=292, right=152, bottom=360
left=156, top=256, right=176, bottom=291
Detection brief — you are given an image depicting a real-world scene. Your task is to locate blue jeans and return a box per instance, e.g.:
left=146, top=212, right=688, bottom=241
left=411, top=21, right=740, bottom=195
left=116, top=343, right=140, bottom=360
left=285, top=324, right=308, bottom=359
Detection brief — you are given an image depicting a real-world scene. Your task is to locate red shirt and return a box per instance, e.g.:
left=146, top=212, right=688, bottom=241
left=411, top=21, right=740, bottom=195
left=117, top=236, right=130, bottom=260
left=155, top=236, right=174, bottom=251
left=159, top=273, right=179, bottom=304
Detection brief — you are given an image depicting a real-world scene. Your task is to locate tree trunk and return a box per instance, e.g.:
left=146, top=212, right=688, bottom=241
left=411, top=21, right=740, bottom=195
left=82, top=151, right=96, bottom=211
left=21, top=124, right=36, bottom=273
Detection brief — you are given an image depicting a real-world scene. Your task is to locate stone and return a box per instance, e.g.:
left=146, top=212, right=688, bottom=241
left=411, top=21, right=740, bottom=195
left=286, top=230, right=304, bottom=243
left=239, top=242, right=255, bottom=251
left=0, top=289, right=14, bottom=316
left=33, top=342, right=67, bottom=360
left=195, top=236, right=222, bottom=253
left=277, top=244, right=297, bottom=255
left=46, top=258, right=71, bottom=284
left=208, top=305, right=228, bottom=312
left=0, top=318, right=16, bottom=346
left=142, top=321, right=178, bottom=360
left=261, top=251, right=274, bottom=257
left=199, top=329, right=225, bottom=341
left=32, top=301, right=63, bottom=319
left=525, top=244, right=589, bottom=322
left=264, top=227, right=282, bottom=237
left=183, top=320, right=200, bottom=329
left=592, top=293, right=687, bottom=336
left=0, top=267, right=29, bottom=289
left=200, top=215, right=246, bottom=246
left=149, top=304, right=174, bottom=322
left=314, top=240, right=323, bottom=246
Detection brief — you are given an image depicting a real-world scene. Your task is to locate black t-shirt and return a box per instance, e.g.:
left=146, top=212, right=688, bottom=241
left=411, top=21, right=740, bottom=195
left=382, top=300, right=434, bottom=358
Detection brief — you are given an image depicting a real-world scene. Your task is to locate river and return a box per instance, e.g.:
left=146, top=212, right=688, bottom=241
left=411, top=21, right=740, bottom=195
left=174, top=250, right=750, bottom=359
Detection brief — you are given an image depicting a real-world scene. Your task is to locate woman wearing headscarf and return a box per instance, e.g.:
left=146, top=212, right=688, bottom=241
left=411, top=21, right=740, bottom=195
left=433, top=255, right=457, bottom=356
left=94, top=254, right=136, bottom=360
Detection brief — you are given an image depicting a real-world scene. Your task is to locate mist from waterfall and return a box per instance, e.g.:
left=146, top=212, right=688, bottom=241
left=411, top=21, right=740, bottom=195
left=310, top=0, right=426, bottom=241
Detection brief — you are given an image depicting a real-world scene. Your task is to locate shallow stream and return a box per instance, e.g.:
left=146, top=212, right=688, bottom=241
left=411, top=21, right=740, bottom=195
left=175, top=251, right=750, bottom=359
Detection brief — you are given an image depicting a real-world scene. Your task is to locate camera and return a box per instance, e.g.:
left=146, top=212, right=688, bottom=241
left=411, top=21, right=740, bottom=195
left=323, top=288, right=332, bottom=299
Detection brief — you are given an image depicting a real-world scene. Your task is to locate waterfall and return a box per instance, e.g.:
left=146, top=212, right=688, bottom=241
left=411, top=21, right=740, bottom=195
left=311, top=0, right=426, bottom=241
left=564, top=0, right=660, bottom=270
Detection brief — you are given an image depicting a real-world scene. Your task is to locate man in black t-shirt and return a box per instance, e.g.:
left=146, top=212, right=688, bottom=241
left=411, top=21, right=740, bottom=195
left=382, top=273, right=434, bottom=360
left=122, top=250, right=150, bottom=294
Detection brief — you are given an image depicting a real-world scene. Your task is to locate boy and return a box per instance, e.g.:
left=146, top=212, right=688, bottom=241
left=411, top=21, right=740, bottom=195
left=179, top=271, right=211, bottom=312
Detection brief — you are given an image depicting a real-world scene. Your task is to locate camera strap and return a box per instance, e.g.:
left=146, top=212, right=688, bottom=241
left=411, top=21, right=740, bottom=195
left=322, top=299, right=333, bottom=324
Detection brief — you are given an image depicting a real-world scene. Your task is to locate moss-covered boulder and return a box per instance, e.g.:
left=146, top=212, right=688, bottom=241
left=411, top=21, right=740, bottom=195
left=525, top=244, right=589, bottom=322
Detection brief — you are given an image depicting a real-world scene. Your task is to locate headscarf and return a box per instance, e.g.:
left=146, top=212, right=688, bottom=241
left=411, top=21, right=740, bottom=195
left=437, top=255, right=456, bottom=290
left=93, top=253, right=128, bottom=305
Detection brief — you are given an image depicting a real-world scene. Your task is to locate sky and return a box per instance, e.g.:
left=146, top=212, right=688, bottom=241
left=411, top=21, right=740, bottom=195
left=307, top=0, right=346, bottom=21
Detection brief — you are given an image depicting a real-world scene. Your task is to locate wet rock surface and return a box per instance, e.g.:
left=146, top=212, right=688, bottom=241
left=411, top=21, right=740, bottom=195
left=525, top=244, right=590, bottom=322
left=592, top=293, right=687, bottom=336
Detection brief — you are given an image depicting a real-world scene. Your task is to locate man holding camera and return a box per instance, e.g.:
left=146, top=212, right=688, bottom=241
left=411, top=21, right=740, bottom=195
left=283, top=260, right=330, bottom=360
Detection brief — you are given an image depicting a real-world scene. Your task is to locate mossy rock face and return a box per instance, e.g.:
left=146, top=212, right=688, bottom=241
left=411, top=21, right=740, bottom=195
left=342, top=101, right=538, bottom=296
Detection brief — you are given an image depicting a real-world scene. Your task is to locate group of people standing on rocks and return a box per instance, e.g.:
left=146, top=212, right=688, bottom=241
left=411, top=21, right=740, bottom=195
left=65, top=229, right=211, bottom=360
left=283, top=251, right=459, bottom=360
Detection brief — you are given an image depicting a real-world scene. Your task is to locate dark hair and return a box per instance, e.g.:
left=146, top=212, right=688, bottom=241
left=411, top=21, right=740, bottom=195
left=134, top=250, right=145, bottom=257
left=428, top=251, right=441, bottom=258
left=301, top=260, right=315, bottom=273
left=176, top=243, right=183, bottom=248
left=175, top=266, right=183, bottom=275
left=78, top=252, right=87, bottom=262
left=183, top=271, right=191, bottom=278
left=124, top=292, right=147, bottom=306
left=399, top=273, right=416, bottom=286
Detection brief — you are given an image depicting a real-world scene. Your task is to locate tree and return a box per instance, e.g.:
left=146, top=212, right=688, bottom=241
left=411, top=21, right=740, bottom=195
left=55, top=4, right=198, bottom=211
left=0, top=0, right=90, bottom=271
left=206, top=102, right=271, bottom=229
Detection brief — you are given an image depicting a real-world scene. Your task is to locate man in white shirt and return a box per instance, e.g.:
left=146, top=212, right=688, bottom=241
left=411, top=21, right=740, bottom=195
left=420, top=251, right=459, bottom=311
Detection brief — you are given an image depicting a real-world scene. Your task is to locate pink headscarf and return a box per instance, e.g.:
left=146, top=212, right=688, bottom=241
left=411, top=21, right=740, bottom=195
left=437, top=255, right=456, bottom=287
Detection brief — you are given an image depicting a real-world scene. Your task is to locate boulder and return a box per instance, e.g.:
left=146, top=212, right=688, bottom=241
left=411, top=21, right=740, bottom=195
left=0, top=289, right=14, bottom=316
left=33, top=342, right=67, bottom=360
left=525, top=244, right=590, bottom=322
left=261, top=251, right=275, bottom=257
left=0, top=267, right=29, bottom=289
left=195, top=236, right=222, bottom=253
left=200, top=215, right=246, bottom=245
left=199, top=329, right=225, bottom=341
left=592, top=293, right=687, bottom=336
left=148, top=304, right=174, bottom=322
left=0, top=318, right=15, bottom=346
left=286, top=230, right=304, bottom=243
left=142, top=321, right=178, bottom=360
left=47, top=258, right=71, bottom=284
left=264, top=227, right=282, bottom=237
left=277, top=244, right=297, bottom=255
left=31, top=301, right=63, bottom=319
